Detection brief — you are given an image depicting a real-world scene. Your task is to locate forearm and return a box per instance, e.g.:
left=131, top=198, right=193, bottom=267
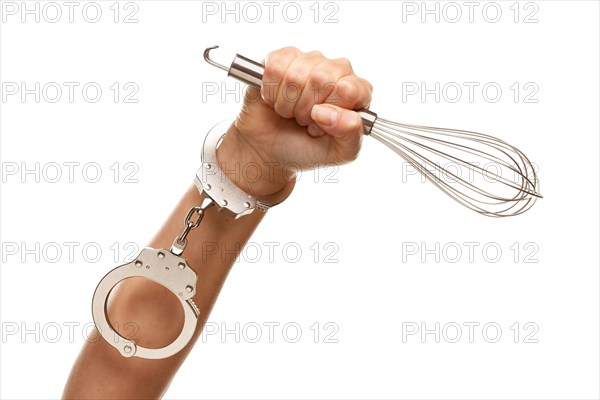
left=63, top=184, right=265, bottom=399
left=63, top=46, right=370, bottom=399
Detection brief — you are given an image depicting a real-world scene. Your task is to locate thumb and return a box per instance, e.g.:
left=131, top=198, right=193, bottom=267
left=311, top=104, right=364, bottom=138
left=310, top=104, right=364, bottom=162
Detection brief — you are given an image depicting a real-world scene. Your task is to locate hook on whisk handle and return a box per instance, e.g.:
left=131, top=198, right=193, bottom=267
left=204, top=46, right=378, bottom=134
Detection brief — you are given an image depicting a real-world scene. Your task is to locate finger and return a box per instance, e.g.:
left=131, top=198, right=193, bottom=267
left=307, top=121, right=327, bottom=138
left=325, top=75, right=373, bottom=110
left=311, top=104, right=363, bottom=163
left=261, top=47, right=302, bottom=107
left=294, top=58, right=352, bottom=126
left=274, top=51, right=323, bottom=120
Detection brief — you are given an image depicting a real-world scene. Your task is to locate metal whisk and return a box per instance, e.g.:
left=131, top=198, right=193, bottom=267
left=203, top=46, right=542, bottom=217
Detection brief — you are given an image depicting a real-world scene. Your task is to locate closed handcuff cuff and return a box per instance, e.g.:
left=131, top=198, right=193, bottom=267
left=92, top=119, right=279, bottom=360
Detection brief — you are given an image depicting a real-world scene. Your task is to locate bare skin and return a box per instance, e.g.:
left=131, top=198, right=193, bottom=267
left=62, top=47, right=372, bottom=399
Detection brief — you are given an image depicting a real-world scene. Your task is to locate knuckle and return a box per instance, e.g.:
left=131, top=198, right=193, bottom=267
left=264, top=59, right=288, bottom=82
left=264, top=48, right=300, bottom=81
left=309, top=68, right=336, bottom=89
left=361, top=78, right=374, bottom=95
left=284, top=69, right=305, bottom=87
left=335, top=57, right=352, bottom=71
left=337, top=78, right=360, bottom=102
left=284, top=46, right=301, bottom=55
left=274, top=46, right=301, bottom=58
left=367, top=80, right=374, bottom=93
left=361, top=80, right=374, bottom=107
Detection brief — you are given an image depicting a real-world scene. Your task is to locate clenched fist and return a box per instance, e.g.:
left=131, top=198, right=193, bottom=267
left=216, top=46, right=373, bottom=204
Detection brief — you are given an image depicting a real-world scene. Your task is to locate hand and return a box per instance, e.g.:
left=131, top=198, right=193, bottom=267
left=216, top=46, right=373, bottom=204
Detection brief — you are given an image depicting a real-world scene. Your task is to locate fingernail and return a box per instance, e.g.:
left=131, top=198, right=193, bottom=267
left=312, top=105, right=338, bottom=126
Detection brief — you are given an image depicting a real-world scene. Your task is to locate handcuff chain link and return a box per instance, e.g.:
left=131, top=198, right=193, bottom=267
left=171, top=197, right=215, bottom=256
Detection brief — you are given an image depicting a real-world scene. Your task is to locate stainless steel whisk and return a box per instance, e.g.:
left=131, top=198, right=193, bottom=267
left=203, top=46, right=542, bottom=217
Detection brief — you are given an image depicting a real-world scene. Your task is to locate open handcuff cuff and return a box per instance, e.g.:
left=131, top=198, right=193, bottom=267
left=91, top=120, right=272, bottom=359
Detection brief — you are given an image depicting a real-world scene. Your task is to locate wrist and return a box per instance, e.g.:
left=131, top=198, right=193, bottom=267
left=215, top=123, right=295, bottom=206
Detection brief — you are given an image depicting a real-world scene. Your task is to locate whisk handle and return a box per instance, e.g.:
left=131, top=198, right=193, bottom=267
left=228, top=54, right=265, bottom=89
left=209, top=49, right=378, bottom=134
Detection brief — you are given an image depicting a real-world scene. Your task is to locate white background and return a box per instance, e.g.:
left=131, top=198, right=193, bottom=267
left=1, top=1, right=599, bottom=399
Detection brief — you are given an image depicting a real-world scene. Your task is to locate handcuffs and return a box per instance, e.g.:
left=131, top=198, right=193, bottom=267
left=91, top=120, right=273, bottom=359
